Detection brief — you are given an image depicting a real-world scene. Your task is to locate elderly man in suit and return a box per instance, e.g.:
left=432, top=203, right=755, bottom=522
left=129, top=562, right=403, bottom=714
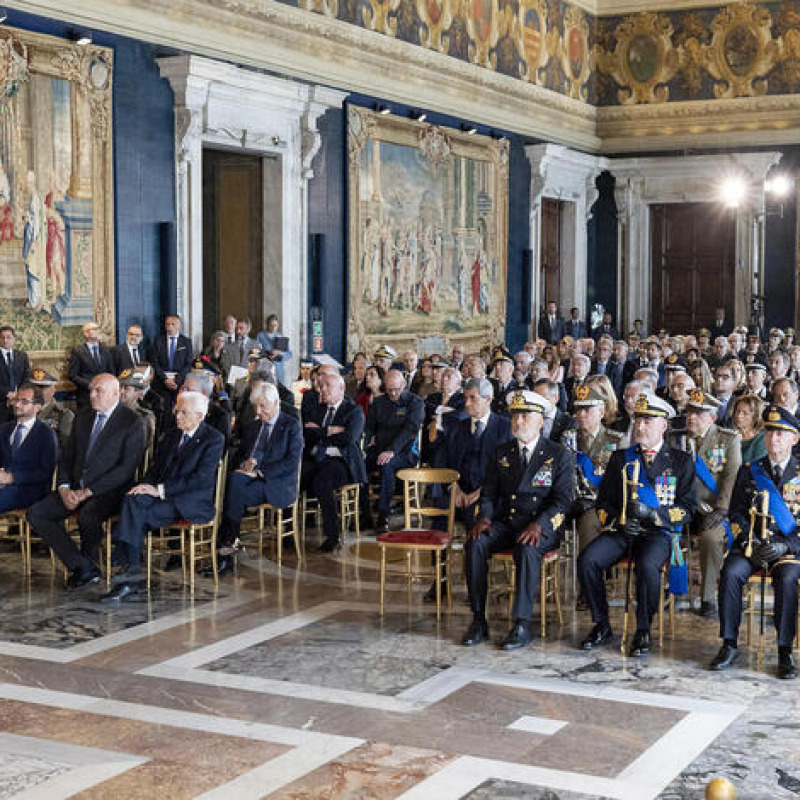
left=462, top=389, right=574, bottom=650
left=149, top=314, right=193, bottom=404
left=302, top=372, right=366, bottom=552
left=28, top=373, right=146, bottom=588
left=68, top=321, right=115, bottom=408
left=101, top=390, right=226, bottom=601
left=113, top=324, right=147, bottom=373
left=0, top=382, right=57, bottom=512
left=0, top=325, right=31, bottom=423
left=217, top=381, right=303, bottom=569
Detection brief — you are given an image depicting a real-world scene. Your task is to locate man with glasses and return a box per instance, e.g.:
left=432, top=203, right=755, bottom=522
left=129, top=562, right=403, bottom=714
left=68, top=322, right=114, bottom=408
left=113, top=324, right=146, bottom=373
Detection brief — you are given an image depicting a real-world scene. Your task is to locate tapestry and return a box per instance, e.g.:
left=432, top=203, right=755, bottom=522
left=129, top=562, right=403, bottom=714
left=0, top=26, right=114, bottom=377
left=347, top=106, right=508, bottom=358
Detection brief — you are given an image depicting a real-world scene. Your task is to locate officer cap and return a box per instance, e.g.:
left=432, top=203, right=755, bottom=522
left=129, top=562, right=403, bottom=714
left=745, top=361, right=767, bottom=373
left=247, top=347, right=264, bottom=362
left=373, top=344, right=397, bottom=360
left=685, top=388, right=722, bottom=414
left=735, top=325, right=749, bottom=336
left=664, top=353, right=687, bottom=372
left=29, top=368, right=56, bottom=386
left=770, top=328, right=785, bottom=339
left=572, top=385, right=605, bottom=408
left=299, top=358, right=314, bottom=368
left=633, top=393, right=675, bottom=419
left=698, top=328, right=711, bottom=338
left=763, top=404, right=800, bottom=434
left=429, top=359, right=450, bottom=369
left=506, top=389, right=551, bottom=416
left=788, top=328, right=796, bottom=337
left=491, top=345, right=513, bottom=365
left=119, top=368, right=145, bottom=389
left=191, top=355, right=222, bottom=377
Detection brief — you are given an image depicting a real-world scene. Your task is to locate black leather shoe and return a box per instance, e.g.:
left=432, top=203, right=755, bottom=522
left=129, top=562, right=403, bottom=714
left=202, top=555, right=232, bottom=578
left=66, top=568, right=101, bottom=589
left=580, top=622, right=613, bottom=651
left=779, top=651, right=798, bottom=680
left=376, top=515, right=389, bottom=533
left=628, top=629, right=651, bottom=657
left=100, top=582, right=141, bottom=603
left=709, top=643, right=739, bottom=671
left=698, top=601, right=718, bottom=619
left=317, top=539, right=341, bottom=553
left=461, top=618, right=489, bottom=646
left=501, top=620, right=536, bottom=651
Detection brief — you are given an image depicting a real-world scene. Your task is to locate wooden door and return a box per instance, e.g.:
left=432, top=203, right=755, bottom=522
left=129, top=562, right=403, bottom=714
left=202, top=149, right=264, bottom=336
left=540, top=198, right=563, bottom=306
left=650, top=203, right=735, bottom=334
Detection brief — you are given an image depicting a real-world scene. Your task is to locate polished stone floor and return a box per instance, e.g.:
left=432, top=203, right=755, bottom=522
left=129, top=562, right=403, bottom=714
left=0, top=528, right=797, bottom=798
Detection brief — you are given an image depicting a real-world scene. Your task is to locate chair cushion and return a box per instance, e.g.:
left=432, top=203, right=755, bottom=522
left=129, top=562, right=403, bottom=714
left=376, top=529, right=450, bottom=546
left=496, top=548, right=558, bottom=560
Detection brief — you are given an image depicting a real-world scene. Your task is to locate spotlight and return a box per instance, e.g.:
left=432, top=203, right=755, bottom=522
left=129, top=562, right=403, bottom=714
left=766, top=174, right=792, bottom=199
left=720, top=176, right=746, bottom=208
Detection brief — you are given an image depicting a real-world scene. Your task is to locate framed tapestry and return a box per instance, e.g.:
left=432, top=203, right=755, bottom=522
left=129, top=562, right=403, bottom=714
left=347, top=106, right=508, bottom=359
left=0, top=26, right=114, bottom=379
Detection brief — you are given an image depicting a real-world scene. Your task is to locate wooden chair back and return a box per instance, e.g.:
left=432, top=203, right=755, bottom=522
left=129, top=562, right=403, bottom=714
left=396, top=467, right=459, bottom=535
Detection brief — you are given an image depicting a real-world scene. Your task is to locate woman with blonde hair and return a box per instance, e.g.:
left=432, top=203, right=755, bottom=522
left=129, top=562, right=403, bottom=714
left=731, top=393, right=766, bottom=463
left=586, top=374, right=618, bottom=426
left=728, top=358, right=746, bottom=393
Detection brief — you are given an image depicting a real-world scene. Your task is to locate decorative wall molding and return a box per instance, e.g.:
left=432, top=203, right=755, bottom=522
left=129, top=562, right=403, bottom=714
left=158, top=54, right=346, bottom=360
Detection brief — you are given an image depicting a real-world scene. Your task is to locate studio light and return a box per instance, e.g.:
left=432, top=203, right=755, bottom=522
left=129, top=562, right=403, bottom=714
left=720, top=176, right=746, bottom=208
left=766, top=174, right=792, bottom=199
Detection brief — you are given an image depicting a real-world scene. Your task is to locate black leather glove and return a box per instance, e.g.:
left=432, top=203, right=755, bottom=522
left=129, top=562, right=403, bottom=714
left=624, top=518, right=645, bottom=539
left=755, top=541, right=789, bottom=566
left=702, top=509, right=727, bottom=532
left=627, top=499, right=659, bottom=525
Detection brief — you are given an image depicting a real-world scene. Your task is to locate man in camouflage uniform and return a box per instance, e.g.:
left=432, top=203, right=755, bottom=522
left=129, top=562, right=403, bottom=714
left=32, top=368, right=73, bottom=453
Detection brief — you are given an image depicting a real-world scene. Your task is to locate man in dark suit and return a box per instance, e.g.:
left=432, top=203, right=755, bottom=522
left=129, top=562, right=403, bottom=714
left=101, top=390, right=226, bottom=601
left=537, top=300, right=565, bottom=345
left=113, top=324, right=147, bottom=373
left=592, top=312, right=620, bottom=342
left=27, top=373, right=146, bottom=587
left=302, top=372, right=366, bottom=552
left=591, top=337, right=623, bottom=395
left=0, top=383, right=57, bottom=512
left=0, top=326, right=30, bottom=423
left=364, top=368, right=425, bottom=531
left=149, top=314, right=193, bottom=404
left=68, top=321, right=115, bottom=408
left=218, top=382, right=303, bottom=558
left=462, top=390, right=574, bottom=650
left=709, top=307, right=733, bottom=338
left=422, top=364, right=465, bottom=465
left=564, top=308, right=587, bottom=341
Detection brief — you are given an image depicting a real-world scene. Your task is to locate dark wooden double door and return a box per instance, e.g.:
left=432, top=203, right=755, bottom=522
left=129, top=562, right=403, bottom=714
left=650, top=203, right=735, bottom=334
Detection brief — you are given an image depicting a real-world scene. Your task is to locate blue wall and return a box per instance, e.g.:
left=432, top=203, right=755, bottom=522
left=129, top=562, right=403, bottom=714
left=2, top=10, right=176, bottom=343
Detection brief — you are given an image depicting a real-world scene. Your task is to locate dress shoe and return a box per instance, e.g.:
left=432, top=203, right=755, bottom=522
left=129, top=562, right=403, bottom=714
left=66, top=568, right=101, bottom=589
left=461, top=618, right=489, bottom=646
left=779, top=651, right=798, bottom=680
left=111, top=568, right=144, bottom=586
left=709, top=643, right=739, bottom=671
left=501, top=620, right=536, bottom=651
left=375, top=515, right=389, bottom=533
left=580, top=622, right=613, bottom=651
left=100, top=582, right=141, bottom=603
left=698, top=601, right=718, bottom=619
left=317, top=539, right=341, bottom=554
left=628, top=629, right=651, bottom=657
left=423, top=582, right=448, bottom=603
left=202, top=555, right=232, bottom=578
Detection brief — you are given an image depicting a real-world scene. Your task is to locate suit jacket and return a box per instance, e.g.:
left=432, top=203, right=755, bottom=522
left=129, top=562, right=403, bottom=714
left=221, top=337, right=258, bottom=378
left=443, top=413, right=513, bottom=492
left=149, top=334, right=193, bottom=388
left=113, top=342, right=147, bottom=373
left=480, top=435, right=574, bottom=540
left=303, top=396, right=366, bottom=484
left=0, top=418, right=57, bottom=505
left=144, top=422, right=225, bottom=522
left=68, top=344, right=115, bottom=405
left=0, top=349, right=30, bottom=402
left=365, top=391, right=425, bottom=457
left=564, top=319, right=587, bottom=340
left=236, top=411, right=303, bottom=509
left=538, top=315, right=566, bottom=345
left=592, top=324, right=620, bottom=341
left=709, top=319, right=733, bottom=338
left=591, top=358, right=623, bottom=395
left=547, top=409, right=576, bottom=443
left=58, top=404, right=146, bottom=496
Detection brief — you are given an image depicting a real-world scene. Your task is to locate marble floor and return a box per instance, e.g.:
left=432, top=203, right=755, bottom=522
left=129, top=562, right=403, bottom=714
left=0, top=528, right=797, bottom=798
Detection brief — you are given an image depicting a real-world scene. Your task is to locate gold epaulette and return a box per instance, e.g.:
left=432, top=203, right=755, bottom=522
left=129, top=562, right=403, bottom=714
left=551, top=513, right=564, bottom=530
left=668, top=507, right=686, bottom=523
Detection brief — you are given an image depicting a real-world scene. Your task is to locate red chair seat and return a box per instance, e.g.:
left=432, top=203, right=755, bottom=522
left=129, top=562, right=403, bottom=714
left=496, top=548, right=558, bottom=560
left=376, top=529, right=450, bottom=546
left=171, top=518, right=213, bottom=527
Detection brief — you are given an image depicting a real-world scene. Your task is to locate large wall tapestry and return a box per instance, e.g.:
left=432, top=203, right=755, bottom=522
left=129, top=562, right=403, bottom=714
left=347, top=106, right=508, bottom=358
left=0, top=26, right=114, bottom=377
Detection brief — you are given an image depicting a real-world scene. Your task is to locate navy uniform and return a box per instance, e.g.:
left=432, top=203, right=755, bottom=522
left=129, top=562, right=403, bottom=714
left=462, top=390, right=574, bottom=650
left=489, top=346, right=523, bottom=417
left=578, top=394, right=697, bottom=656
left=711, top=405, right=800, bottom=679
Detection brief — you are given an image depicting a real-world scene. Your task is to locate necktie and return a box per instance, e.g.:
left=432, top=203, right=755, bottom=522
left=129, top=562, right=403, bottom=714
left=774, top=464, right=783, bottom=485
left=10, top=423, right=23, bottom=456
left=474, top=420, right=484, bottom=437
left=323, top=406, right=335, bottom=429
left=250, top=421, right=272, bottom=463
left=5, top=351, right=11, bottom=374
left=91, top=345, right=100, bottom=365
left=643, top=449, right=657, bottom=464
left=87, top=412, right=106, bottom=454
left=179, top=432, right=191, bottom=449
left=168, top=337, right=176, bottom=370
left=521, top=446, right=529, bottom=467
left=132, top=347, right=139, bottom=366
left=239, top=338, right=245, bottom=362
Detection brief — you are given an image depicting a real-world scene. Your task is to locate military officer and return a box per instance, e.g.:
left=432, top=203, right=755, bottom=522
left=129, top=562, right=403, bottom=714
left=672, top=389, right=741, bottom=618
left=490, top=346, right=523, bottom=416
left=119, top=369, right=157, bottom=456
left=562, top=385, right=623, bottom=552
left=710, top=405, right=800, bottom=679
left=32, top=368, right=74, bottom=453
left=462, top=389, right=574, bottom=651
left=578, top=394, right=697, bottom=657
left=740, top=362, right=768, bottom=401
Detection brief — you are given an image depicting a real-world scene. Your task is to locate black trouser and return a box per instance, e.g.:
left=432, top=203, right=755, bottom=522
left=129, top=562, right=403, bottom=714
left=28, top=489, right=124, bottom=573
left=302, top=457, right=351, bottom=543
left=578, top=529, right=670, bottom=632
left=464, top=521, right=558, bottom=621
left=719, top=552, right=800, bottom=648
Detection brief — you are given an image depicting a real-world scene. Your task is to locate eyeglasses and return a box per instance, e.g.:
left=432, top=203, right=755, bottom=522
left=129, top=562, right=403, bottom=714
left=13, top=398, right=33, bottom=404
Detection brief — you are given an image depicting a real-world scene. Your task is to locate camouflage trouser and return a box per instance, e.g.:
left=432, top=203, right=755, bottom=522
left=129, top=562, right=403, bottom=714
left=577, top=508, right=602, bottom=553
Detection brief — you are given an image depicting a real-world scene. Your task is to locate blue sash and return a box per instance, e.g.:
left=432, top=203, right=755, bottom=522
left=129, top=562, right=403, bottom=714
left=694, top=454, right=717, bottom=494
left=623, top=447, right=660, bottom=510
left=577, top=450, right=602, bottom=488
left=750, top=462, right=795, bottom=536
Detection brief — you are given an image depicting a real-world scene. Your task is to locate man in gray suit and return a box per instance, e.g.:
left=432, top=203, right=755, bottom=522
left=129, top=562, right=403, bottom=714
left=221, top=317, right=258, bottom=383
